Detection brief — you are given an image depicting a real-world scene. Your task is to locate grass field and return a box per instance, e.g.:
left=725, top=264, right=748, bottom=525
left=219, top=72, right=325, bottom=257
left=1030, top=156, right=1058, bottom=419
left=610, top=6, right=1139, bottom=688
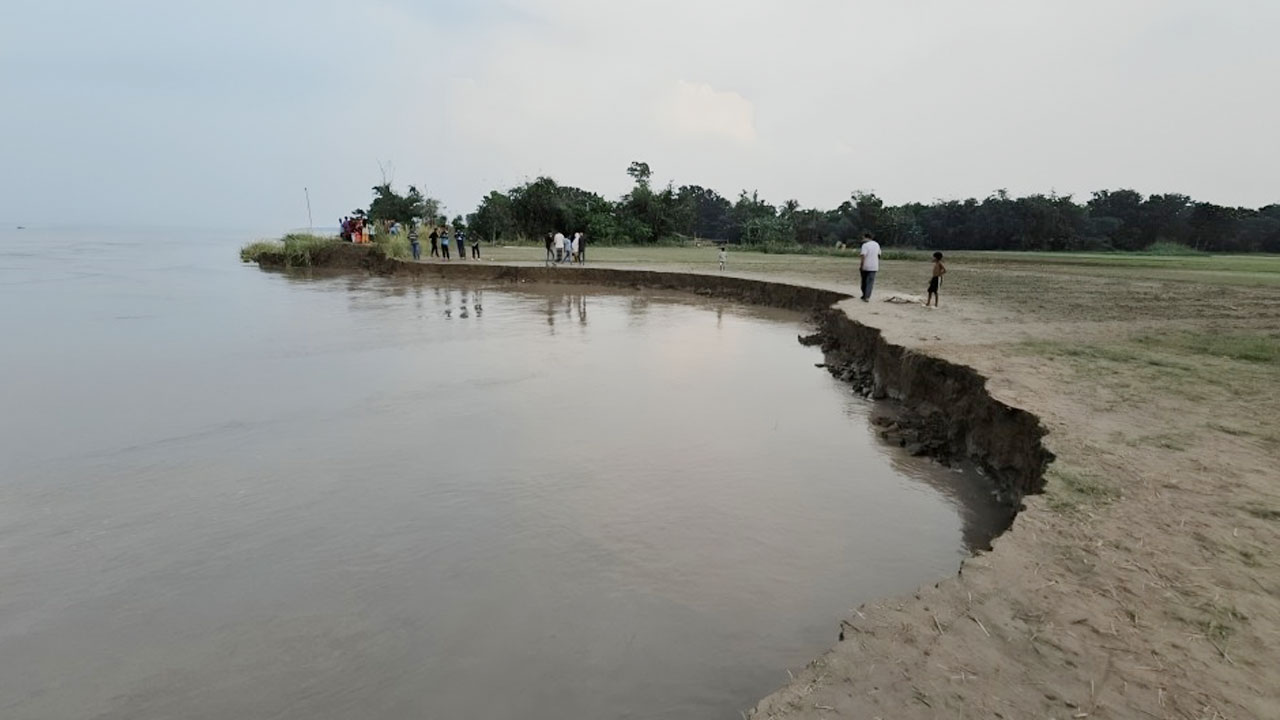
left=475, top=244, right=1280, bottom=284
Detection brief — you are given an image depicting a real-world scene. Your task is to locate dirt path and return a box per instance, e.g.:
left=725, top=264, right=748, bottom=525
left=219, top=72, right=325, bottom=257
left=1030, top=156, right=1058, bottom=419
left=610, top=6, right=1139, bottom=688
left=748, top=270, right=1280, bottom=719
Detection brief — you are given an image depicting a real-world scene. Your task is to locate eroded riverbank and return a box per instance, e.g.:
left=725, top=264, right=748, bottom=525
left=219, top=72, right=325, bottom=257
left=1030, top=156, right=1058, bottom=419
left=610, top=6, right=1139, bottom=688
left=251, top=241, right=1280, bottom=719
left=270, top=243, right=1053, bottom=508
left=251, top=243, right=1059, bottom=715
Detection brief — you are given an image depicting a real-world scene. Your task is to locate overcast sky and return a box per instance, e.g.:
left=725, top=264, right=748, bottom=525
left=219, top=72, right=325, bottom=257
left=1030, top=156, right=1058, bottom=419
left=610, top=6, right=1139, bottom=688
left=2, top=0, right=1277, bottom=231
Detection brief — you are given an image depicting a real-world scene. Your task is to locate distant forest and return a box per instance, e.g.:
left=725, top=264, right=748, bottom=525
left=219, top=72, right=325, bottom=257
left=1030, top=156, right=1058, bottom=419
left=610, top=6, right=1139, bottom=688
left=366, top=162, right=1280, bottom=252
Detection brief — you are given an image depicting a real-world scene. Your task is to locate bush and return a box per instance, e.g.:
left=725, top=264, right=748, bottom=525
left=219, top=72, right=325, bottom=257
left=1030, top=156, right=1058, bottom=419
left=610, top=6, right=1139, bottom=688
left=240, top=233, right=339, bottom=267
left=372, top=229, right=411, bottom=260
left=240, top=240, right=283, bottom=263
left=281, top=233, right=341, bottom=266
left=1143, top=240, right=1205, bottom=255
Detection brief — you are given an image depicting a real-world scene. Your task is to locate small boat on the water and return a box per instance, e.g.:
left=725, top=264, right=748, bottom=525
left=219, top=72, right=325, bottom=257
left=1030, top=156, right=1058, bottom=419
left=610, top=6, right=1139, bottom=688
left=15, top=226, right=24, bottom=230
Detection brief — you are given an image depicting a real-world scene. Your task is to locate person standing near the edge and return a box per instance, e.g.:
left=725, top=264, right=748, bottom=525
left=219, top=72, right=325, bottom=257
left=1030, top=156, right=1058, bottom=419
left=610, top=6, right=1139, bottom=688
left=859, top=232, right=881, bottom=302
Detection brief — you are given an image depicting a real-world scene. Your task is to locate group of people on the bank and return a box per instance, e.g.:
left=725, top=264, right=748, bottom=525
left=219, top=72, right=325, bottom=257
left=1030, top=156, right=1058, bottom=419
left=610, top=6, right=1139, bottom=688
left=856, top=232, right=947, bottom=308
left=406, top=225, right=480, bottom=261
left=342, top=215, right=946, bottom=305
left=339, top=216, right=375, bottom=244
left=339, top=217, right=483, bottom=261
left=545, top=231, right=587, bottom=265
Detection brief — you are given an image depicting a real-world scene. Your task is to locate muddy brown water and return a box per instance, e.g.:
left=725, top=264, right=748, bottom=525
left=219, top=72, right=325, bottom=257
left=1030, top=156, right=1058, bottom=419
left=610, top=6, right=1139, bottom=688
left=0, top=229, right=1007, bottom=719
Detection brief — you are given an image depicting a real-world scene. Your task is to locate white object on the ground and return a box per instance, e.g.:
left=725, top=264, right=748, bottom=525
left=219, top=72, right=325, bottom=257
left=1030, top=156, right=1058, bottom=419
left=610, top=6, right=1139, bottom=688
left=882, top=294, right=925, bottom=304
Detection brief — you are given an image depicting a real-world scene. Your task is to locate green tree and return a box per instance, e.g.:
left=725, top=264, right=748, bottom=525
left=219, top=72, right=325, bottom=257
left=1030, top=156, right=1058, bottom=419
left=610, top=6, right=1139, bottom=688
left=367, top=183, right=439, bottom=226
left=626, top=161, right=652, bottom=190
left=728, top=190, right=776, bottom=243
left=1087, top=189, right=1145, bottom=250
left=469, top=191, right=515, bottom=242
left=677, top=185, right=732, bottom=239
left=1187, top=202, right=1240, bottom=251
left=1138, top=194, right=1192, bottom=247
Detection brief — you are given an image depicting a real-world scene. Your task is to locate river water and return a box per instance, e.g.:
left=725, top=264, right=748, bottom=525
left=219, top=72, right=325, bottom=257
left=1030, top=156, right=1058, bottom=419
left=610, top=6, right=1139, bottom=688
left=0, top=228, right=1005, bottom=720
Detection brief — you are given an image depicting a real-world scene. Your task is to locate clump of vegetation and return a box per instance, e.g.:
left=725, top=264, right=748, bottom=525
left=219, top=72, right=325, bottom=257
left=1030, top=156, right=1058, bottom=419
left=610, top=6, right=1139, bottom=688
left=1240, top=503, right=1280, bottom=522
left=1188, top=600, right=1248, bottom=642
left=1045, top=465, right=1120, bottom=514
left=240, top=233, right=339, bottom=267
left=1143, top=240, right=1207, bottom=256
left=240, top=240, right=283, bottom=263
left=745, top=242, right=927, bottom=260
left=371, top=230, right=411, bottom=260
left=1157, top=331, right=1280, bottom=364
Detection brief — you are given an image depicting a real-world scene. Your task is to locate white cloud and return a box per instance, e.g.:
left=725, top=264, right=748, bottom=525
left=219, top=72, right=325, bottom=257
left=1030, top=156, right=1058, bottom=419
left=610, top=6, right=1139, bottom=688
left=3, top=0, right=1279, bottom=227
left=657, top=81, right=757, bottom=144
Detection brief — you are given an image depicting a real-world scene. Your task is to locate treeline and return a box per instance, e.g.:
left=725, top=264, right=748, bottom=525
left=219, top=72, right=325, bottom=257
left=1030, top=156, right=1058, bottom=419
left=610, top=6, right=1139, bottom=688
left=461, top=162, right=1279, bottom=253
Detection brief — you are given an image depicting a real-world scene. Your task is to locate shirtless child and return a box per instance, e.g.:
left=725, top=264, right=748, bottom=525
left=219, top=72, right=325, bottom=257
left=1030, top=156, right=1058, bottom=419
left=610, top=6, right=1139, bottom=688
left=926, top=252, right=946, bottom=308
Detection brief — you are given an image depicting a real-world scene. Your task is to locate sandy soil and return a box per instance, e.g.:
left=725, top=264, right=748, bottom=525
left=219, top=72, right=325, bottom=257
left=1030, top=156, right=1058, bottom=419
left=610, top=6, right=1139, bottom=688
left=741, top=260, right=1280, bottom=719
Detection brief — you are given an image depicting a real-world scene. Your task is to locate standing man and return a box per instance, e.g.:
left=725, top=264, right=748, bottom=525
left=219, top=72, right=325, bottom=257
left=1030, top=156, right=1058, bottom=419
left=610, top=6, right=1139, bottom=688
left=409, top=226, right=420, bottom=260
left=553, top=231, right=566, bottom=264
left=429, top=226, right=440, bottom=257
left=858, top=232, right=881, bottom=302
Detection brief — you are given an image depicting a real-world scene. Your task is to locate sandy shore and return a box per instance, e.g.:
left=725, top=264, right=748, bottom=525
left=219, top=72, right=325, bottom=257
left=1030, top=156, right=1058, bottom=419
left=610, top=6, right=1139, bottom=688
left=746, top=272, right=1279, bottom=719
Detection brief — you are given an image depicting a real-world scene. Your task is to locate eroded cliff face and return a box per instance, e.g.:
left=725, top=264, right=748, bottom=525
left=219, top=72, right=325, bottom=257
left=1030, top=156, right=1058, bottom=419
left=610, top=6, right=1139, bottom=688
left=809, top=309, right=1052, bottom=509
left=260, top=244, right=1052, bottom=513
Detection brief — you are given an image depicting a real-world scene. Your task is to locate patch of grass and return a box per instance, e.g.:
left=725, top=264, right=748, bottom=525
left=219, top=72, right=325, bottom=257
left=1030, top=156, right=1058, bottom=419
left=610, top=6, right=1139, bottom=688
left=240, top=233, right=340, bottom=267
left=1207, top=422, right=1253, bottom=437
left=1044, top=464, right=1120, bottom=513
left=281, top=233, right=340, bottom=267
left=1020, top=340, right=1145, bottom=365
left=881, top=249, right=930, bottom=261
left=1142, top=240, right=1207, bottom=256
left=1190, top=601, right=1247, bottom=642
left=372, top=230, right=411, bottom=260
left=1240, top=503, right=1280, bottom=522
left=1143, top=331, right=1280, bottom=364
left=1124, top=432, right=1190, bottom=452
left=240, top=240, right=283, bottom=263
left=1237, top=547, right=1262, bottom=568
left=742, top=242, right=930, bottom=261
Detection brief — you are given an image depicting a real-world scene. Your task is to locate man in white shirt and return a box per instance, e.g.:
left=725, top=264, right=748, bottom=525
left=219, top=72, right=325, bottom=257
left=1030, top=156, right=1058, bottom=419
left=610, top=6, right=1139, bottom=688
left=859, top=232, right=881, bottom=302
left=553, top=232, right=566, bottom=263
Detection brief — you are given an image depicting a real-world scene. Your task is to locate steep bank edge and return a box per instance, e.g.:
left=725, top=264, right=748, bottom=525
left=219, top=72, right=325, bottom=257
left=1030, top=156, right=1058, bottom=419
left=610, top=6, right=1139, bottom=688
left=812, top=308, right=1053, bottom=507
left=281, top=243, right=1053, bottom=506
